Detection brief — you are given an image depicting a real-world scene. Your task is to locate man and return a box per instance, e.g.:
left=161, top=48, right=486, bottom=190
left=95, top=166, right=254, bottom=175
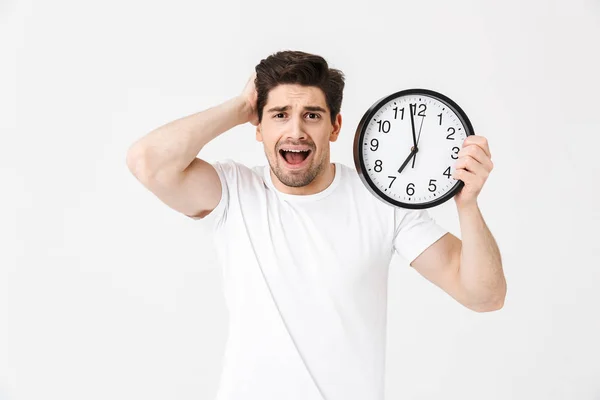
left=126, top=50, right=506, bottom=400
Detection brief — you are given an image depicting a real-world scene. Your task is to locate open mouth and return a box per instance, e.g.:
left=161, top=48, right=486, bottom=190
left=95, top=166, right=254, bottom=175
left=279, top=148, right=312, bottom=168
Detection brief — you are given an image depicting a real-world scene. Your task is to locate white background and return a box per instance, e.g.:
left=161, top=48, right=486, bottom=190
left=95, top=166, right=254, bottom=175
left=2, top=0, right=599, bottom=399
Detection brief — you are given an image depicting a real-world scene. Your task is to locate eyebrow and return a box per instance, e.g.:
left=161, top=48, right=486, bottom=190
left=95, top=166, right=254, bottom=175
left=266, top=105, right=328, bottom=113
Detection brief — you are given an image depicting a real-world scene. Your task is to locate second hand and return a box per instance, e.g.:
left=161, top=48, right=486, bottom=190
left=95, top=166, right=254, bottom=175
left=412, top=114, right=426, bottom=168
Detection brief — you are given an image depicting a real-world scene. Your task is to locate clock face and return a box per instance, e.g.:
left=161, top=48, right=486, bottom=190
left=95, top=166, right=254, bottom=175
left=353, top=89, right=474, bottom=209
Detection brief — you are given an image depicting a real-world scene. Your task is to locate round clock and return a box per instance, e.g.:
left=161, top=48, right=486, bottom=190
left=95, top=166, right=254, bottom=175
left=353, top=88, right=475, bottom=209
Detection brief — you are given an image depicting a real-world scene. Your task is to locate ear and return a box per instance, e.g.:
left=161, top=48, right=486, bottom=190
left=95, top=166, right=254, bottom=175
left=255, top=124, right=263, bottom=142
left=330, top=113, right=342, bottom=143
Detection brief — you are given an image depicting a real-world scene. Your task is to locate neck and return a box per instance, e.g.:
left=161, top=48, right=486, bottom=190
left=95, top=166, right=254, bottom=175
left=271, top=162, right=336, bottom=195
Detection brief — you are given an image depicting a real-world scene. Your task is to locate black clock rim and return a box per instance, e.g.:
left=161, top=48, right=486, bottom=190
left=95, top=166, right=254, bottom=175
left=353, top=88, right=475, bottom=210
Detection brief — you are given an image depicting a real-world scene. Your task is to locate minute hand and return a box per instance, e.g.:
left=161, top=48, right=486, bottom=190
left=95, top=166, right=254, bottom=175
left=412, top=113, right=426, bottom=168
left=409, top=104, right=417, bottom=147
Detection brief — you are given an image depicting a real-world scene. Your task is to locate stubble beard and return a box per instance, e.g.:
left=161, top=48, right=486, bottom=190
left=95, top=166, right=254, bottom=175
left=267, top=147, right=328, bottom=188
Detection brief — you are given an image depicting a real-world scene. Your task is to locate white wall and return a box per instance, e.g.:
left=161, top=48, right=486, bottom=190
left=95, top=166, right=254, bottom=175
left=1, top=0, right=599, bottom=399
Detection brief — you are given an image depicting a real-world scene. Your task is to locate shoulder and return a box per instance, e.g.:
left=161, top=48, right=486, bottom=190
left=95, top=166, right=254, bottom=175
left=335, top=162, right=363, bottom=189
left=212, top=158, right=267, bottom=193
left=213, top=158, right=264, bottom=180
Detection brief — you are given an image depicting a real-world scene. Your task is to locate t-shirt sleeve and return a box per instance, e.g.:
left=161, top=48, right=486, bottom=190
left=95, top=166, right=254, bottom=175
left=392, top=207, right=448, bottom=265
left=188, top=158, right=236, bottom=229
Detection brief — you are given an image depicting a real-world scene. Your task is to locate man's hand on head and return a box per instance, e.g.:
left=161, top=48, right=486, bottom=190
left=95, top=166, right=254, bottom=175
left=239, top=72, right=259, bottom=126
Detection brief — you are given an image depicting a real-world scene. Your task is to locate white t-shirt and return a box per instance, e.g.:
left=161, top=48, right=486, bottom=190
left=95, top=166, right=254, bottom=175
left=199, top=159, right=448, bottom=400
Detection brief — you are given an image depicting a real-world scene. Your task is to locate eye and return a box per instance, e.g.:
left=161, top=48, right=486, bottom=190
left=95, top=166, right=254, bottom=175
left=274, top=113, right=285, bottom=118
left=306, top=113, right=320, bottom=119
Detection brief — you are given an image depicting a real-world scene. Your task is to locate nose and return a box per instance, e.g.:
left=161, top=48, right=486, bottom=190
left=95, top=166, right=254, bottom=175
left=287, top=114, right=307, bottom=140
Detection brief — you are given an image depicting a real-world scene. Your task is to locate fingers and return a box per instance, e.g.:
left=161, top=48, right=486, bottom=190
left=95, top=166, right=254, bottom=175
left=451, top=136, right=493, bottom=203
left=463, top=135, right=491, bottom=159
left=452, top=166, right=476, bottom=181
left=454, top=155, right=489, bottom=178
left=456, top=137, right=494, bottom=173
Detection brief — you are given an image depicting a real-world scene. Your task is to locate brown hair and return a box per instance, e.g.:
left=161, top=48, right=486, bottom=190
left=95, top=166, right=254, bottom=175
left=254, top=50, right=345, bottom=125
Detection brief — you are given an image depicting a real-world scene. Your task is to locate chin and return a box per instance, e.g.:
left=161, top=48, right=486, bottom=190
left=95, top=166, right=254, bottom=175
left=271, top=150, right=324, bottom=188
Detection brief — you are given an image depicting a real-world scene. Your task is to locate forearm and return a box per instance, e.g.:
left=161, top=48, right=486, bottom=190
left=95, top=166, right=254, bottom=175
left=128, top=96, right=249, bottom=179
left=456, top=202, right=506, bottom=310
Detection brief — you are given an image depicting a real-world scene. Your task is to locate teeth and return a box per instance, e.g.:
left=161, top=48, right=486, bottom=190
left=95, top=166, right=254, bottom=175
left=283, top=149, right=309, bottom=152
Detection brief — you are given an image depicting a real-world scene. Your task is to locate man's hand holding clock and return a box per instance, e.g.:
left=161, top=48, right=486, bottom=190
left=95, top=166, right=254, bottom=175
left=451, top=135, right=494, bottom=208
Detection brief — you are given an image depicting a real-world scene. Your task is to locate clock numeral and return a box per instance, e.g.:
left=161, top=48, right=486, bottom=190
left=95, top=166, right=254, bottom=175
left=387, top=175, right=396, bottom=188
left=446, top=127, right=456, bottom=140
left=377, top=120, right=391, bottom=133
left=451, top=147, right=460, bottom=159
left=443, top=166, right=452, bottom=178
left=370, top=138, right=379, bottom=151
left=410, top=103, right=427, bottom=117
left=406, top=182, right=415, bottom=196
left=428, top=179, right=437, bottom=192
left=393, top=107, right=405, bottom=120
left=374, top=159, right=383, bottom=172
left=438, top=113, right=443, bottom=125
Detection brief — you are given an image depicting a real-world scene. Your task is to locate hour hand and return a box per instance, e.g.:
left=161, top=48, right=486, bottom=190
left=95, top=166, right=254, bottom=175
left=398, top=146, right=418, bottom=175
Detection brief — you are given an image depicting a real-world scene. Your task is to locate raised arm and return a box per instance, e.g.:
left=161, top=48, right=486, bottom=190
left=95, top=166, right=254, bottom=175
left=410, top=135, right=506, bottom=312
left=126, top=73, right=258, bottom=219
